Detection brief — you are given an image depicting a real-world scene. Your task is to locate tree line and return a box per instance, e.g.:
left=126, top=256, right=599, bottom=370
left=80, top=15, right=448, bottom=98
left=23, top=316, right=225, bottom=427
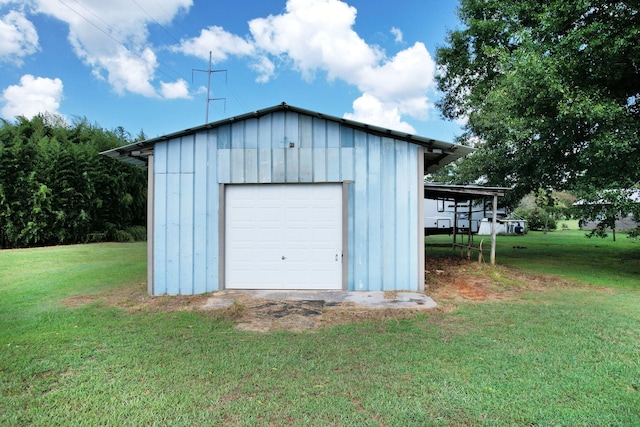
left=0, top=114, right=147, bottom=249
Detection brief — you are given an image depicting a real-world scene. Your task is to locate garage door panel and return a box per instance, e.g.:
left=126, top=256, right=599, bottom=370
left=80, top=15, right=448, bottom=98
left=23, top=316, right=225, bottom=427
left=225, top=184, right=342, bottom=290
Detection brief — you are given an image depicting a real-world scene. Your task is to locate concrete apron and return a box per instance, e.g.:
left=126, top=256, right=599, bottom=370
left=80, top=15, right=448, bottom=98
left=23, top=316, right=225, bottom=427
left=204, top=290, right=438, bottom=310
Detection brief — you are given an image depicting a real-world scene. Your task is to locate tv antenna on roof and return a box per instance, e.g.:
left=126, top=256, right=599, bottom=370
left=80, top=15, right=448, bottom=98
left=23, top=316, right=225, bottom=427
left=192, top=51, right=227, bottom=123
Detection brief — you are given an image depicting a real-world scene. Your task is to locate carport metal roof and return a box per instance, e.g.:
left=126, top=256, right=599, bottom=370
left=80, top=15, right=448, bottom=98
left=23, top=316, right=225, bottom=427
left=424, top=183, right=508, bottom=200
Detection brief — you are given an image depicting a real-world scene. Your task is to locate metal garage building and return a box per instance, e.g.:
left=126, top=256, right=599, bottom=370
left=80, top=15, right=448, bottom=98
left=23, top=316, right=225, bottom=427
left=103, top=103, right=474, bottom=295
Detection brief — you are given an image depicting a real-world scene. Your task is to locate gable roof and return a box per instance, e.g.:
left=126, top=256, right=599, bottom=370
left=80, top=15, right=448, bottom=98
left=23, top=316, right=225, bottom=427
left=101, top=102, right=474, bottom=171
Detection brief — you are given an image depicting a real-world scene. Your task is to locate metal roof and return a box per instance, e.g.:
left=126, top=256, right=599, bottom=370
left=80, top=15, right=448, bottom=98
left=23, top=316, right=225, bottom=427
left=424, top=183, right=509, bottom=201
left=573, top=189, right=640, bottom=206
left=101, top=102, right=475, bottom=170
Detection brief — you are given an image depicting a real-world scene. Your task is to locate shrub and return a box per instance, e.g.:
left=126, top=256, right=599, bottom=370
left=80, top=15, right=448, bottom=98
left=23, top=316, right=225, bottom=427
left=125, top=225, right=146, bottom=241
left=86, top=232, right=106, bottom=243
left=112, top=229, right=134, bottom=243
left=514, top=207, right=557, bottom=231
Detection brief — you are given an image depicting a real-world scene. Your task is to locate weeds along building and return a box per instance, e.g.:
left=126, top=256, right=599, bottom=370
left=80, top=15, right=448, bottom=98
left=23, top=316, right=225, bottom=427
left=102, top=103, right=473, bottom=295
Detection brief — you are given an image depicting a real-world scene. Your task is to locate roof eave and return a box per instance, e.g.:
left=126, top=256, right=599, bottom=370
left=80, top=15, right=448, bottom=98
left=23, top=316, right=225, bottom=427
left=100, top=102, right=475, bottom=165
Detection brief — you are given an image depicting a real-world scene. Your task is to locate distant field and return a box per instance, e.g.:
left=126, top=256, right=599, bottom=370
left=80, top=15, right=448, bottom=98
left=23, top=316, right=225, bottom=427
left=1, top=238, right=638, bottom=426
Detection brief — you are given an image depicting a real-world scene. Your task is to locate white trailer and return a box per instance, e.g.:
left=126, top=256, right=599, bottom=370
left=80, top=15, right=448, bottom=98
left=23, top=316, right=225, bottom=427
left=424, top=198, right=489, bottom=235
left=424, top=198, right=525, bottom=236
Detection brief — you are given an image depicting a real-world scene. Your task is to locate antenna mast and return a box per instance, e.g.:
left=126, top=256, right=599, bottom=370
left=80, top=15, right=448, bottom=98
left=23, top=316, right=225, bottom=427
left=192, top=51, right=227, bottom=123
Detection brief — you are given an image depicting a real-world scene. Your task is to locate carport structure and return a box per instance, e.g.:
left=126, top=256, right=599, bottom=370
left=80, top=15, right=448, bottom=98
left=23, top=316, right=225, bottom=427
left=424, top=183, right=509, bottom=265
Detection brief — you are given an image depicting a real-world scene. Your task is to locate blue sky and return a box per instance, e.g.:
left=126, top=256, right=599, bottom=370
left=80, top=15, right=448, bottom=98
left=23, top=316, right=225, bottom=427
left=0, top=0, right=465, bottom=141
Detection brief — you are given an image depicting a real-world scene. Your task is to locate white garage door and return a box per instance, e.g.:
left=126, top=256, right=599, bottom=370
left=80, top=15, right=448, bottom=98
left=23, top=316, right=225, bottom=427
left=225, top=184, right=343, bottom=290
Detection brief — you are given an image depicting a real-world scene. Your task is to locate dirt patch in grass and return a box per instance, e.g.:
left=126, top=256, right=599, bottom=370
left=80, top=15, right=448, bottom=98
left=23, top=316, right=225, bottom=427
left=223, top=297, right=429, bottom=332
left=60, top=255, right=582, bottom=332
left=62, top=295, right=100, bottom=307
left=425, top=256, right=506, bottom=302
left=424, top=255, right=582, bottom=304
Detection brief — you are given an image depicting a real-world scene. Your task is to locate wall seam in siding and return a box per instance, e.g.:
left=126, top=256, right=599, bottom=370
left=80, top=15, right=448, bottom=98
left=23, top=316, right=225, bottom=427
left=407, top=145, right=414, bottom=287
left=338, top=124, right=342, bottom=182
left=256, top=124, right=261, bottom=183
left=307, top=116, right=313, bottom=182
left=405, top=145, right=411, bottom=287
left=205, top=131, right=210, bottom=291
left=284, top=113, right=288, bottom=182
left=191, top=134, right=196, bottom=294
left=377, top=137, right=383, bottom=289
left=242, top=121, right=246, bottom=183
left=324, top=121, right=328, bottom=181
left=391, top=139, right=398, bottom=290
left=297, top=116, right=301, bottom=182
left=177, top=139, right=182, bottom=294
left=364, top=134, right=370, bottom=288
left=218, top=184, right=225, bottom=290
left=162, top=148, right=168, bottom=295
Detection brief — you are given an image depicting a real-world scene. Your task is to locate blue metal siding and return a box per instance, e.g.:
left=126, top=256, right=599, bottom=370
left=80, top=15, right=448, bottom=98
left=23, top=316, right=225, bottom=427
left=353, top=131, right=369, bottom=290
left=192, top=133, right=208, bottom=294
left=164, top=159, right=181, bottom=294
left=349, top=130, right=419, bottom=291
left=366, top=135, right=383, bottom=290
left=153, top=141, right=167, bottom=293
left=205, top=132, right=220, bottom=291
left=153, top=110, right=420, bottom=294
left=153, top=133, right=219, bottom=295
left=381, top=138, right=398, bottom=289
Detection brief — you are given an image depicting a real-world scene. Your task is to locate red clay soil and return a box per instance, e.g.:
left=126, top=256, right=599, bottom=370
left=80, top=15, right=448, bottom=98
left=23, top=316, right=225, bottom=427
left=425, top=255, right=502, bottom=302
left=446, top=277, right=493, bottom=301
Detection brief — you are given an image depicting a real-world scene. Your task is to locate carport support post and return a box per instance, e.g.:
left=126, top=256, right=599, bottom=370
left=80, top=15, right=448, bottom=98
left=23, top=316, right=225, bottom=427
left=490, top=194, right=497, bottom=265
left=467, top=198, right=472, bottom=259
left=452, top=200, right=458, bottom=252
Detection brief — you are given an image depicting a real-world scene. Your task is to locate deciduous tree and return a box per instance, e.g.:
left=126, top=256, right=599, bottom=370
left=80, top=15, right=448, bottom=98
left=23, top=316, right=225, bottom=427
left=436, top=0, right=639, bottom=221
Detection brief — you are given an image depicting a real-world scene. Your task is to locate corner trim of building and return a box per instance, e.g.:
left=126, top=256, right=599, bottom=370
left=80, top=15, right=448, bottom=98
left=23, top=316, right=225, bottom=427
left=417, top=147, right=425, bottom=292
left=218, top=183, right=226, bottom=290
left=147, top=153, right=155, bottom=295
left=342, top=181, right=351, bottom=291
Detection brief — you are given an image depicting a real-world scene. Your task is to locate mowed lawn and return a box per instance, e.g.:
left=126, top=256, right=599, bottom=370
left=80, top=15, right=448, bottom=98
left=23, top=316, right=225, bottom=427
left=1, top=232, right=639, bottom=426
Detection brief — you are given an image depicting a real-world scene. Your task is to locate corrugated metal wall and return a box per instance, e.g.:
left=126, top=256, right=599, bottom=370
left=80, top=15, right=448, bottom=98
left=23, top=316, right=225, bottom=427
left=152, top=110, right=419, bottom=294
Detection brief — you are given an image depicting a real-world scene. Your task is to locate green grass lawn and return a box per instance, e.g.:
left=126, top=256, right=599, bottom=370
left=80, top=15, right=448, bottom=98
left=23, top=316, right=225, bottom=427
left=1, top=239, right=639, bottom=426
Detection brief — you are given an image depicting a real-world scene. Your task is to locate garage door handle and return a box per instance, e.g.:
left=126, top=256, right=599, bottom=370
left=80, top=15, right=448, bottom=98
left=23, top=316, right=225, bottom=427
left=282, top=256, right=286, bottom=260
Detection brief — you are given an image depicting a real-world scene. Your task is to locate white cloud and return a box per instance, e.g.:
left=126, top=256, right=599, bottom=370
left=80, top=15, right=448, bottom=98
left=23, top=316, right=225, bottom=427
left=169, top=0, right=438, bottom=129
left=390, top=27, right=403, bottom=43
left=246, top=0, right=437, bottom=129
left=160, top=78, right=191, bottom=99
left=248, top=0, right=383, bottom=82
left=359, top=42, right=436, bottom=100
left=6, top=0, right=439, bottom=131
left=1, top=74, right=64, bottom=119
left=174, top=25, right=254, bottom=62
left=344, top=93, right=416, bottom=134
left=0, top=10, right=39, bottom=64
left=33, top=0, right=192, bottom=97
left=99, top=46, right=158, bottom=97
left=250, top=55, right=276, bottom=83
